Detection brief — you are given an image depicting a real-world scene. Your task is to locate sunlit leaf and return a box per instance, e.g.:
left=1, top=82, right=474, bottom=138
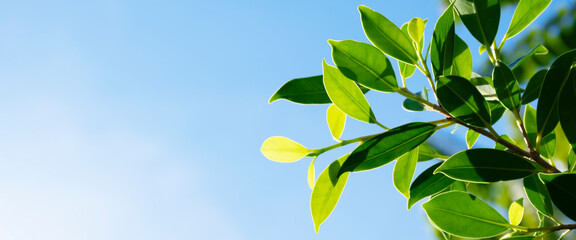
left=359, top=5, right=418, bottom=64
left=559, top=69, right=576, bottom=154
left=393, top=147, right=419, bottom=198
left=539, top=173, right=576, bottom=221
left=540, top=132, right=556, bottom=159
left=524, top=174, right=554, bottom=217
left=431, top=3, right=456, bottom=79
left=399, top=23, right=417, bottom=80
left=308, top=158, right=316, bottom=189
left=450, top=181, right=467, bottom=192
left=488, top=100, right=506, bottom=124
left=418, top=142, right=442, bottom=162
left=261, top=136, right=310, bottom=163
left=470, top=74, right=497, bottom=101
left=568, top=149, right=576, bottom=173
left=537, top=49, right=576, bottom=139
left=447, top=35, right=473, bottom=79
left=505, top=0, right=552, bottom=39
left=323, top=60, right=377, bottom=123
left=521, top=69, right=547, bottom=104
left=436, top=149, right=538, bottom=183
left=524, top=104, right=538, bottom=147
left=508, top=198, right=524, bottom=226
left=340, top=122, right=436, bottom=173
left=408, top=17, right=426, bottom=52
left=311, top=154, right=350, bottom=232
left=466, top=129, right=480, bottom=149
left=329, top=40, right=398, bottom=92
left=510, top=45, right=548, bottom=71
left=492, top=61, right=521, bottom=113
left=495, top=134, right=515, bottom=151
left=454, top=0, right=500, bottom=46
left=269, top=75, right=331, bottom=104
left=423, top=191, right=510, bottom=238
left=408, top=162, right=455, bottom=209
left=437, top=75, right=491, bottom=128
left=327, top=104, right=346, bottom=140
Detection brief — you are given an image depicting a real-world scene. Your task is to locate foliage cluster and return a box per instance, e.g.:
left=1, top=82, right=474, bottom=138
left=262, top=0, right=576, bottom=239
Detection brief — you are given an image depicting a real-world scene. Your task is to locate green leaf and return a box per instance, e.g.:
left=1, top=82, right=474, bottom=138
left=559, top=69, right=576, bottom=154
left=311, top=154, right=350, bottom=232
left=540, top=132, right=556, bottom=159
left=523, top=174, right=554, bottom=217
left=393, top=147, right=419, bottom=198
left=308, top=158, right=316, bottom=190
left=510, top=44, right=549, bottom=71
left=537, top=49, right=576, bottom=139
left=423, top=191, right=510, bottom=238
left=470, top=74, right=497, bottom=101
left=505, top=0, right=552, bottom=39
left=539, top=173, right=576, bottom=222
left=568, top=149, right=576, bottom=172
left=399, top=23, right=417, bottom=80
left=524, top=104, right=538, bottom=147
left=501, top=236, right=536, bottom=240
left=418, top=142, right=442, bottom=162
left=340, top=122, right=437, bottom=173
left=359, top=5, right=418, bottom=64
left=436, top=149, right=538, bottom=183
left=450, top=181, right=468, bottom=191
left=402, top=90, right=428, bottom=112
left=454, top=0, right=501, bottom=46
left=269, top=75, right=331, bottom=104
left=261, top=136, right=310, bottom=163
left=437, top=75, right=491, bottom=128
left=327, top=104, right=346, bottom=140
left=408, top=162, right=455, bottom=209
left=521, top=69, right=547, bottom=104
left=466, top=129, right=480, bottom=149
left=408, top=17, right=426, bottom=52
left=488, top=100, right=506, bottom=124
left=431, top=3, right=456, bottom=79
left=495, top=134, right=515, bottom=151
left=323, top=60, right=377, bottom=124
left=508, top=198, right=524, bottom=226
left=492, top=61, right=522, bottom=113
left=329, top=40, right=398, bottom=92
left=447, top=35, right=473, bottom=79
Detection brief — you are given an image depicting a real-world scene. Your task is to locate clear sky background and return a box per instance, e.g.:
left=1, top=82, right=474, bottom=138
left=0, top=0, right=572, bottom=239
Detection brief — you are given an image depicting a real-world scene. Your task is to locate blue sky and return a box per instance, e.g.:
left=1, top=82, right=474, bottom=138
left=0, top=0, right=572, bottom=239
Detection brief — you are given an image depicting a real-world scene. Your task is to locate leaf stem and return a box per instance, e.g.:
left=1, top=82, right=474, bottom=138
left=376, top=121, right=390, bottom=130
left=416, top=53, right=437, bottom=100
left=515, top=224, right=576, bottom=233
left=308, top=133, right=380, bottom=157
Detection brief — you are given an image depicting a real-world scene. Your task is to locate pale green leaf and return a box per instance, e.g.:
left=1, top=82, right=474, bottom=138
left=408, top=17, right=426, bottom=52
left=327, top=104, right=346, bottom=140
left=261, top=136, right=310, bottom=163
left=399, top=23, right=417, bottom=80
left=511, top=44, right=549, bottom=71
left=308, top=158, right=316, bottom=190
left=508, top=198, right=524, bottom=226
left=311, top=154, right=350, bottom=232
left=505, top=0, right=552, bottom=39
left=466, top=129, right=480, bottom=149
left=495, top=134, right=515, bottom=151
left=393, top=147, right=419, bottom=198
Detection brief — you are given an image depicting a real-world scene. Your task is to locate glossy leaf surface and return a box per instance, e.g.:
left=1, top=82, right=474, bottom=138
left=539, top=174, right=576, bottom=221
left=330, top=40, right=398, bottom=92
left=492, top=61, right=521, bottom=113
left=408, top=162, right=455, bottom=209
left=537, top=49, right=576, bottom=138
left=523, top=174, right=553, bottom=217
left=327, top=104, right=346, bottom=140
left=323, top=61, right=376, bottom=123
left=508, top=198, right=524, bottom=226
left=311, top=154, right=350, bottom=232
left=359, top=5, right=418, bottom=64
left=437, top=75, right=491, bottom=128
left=431, top=4, right=455, bottom=78
left=269, top=75, right=331, bottom=104
left=393, top=147, right=419, bottom=198
left=466, top=129, right=480, bottom=149
left=521, top=69, right=546, bottom=104
left=340, top=122, right=436, bottom=173
left=454, top=0, right=500, bottom=46
left=505, top=0, right=552, bottom=39
left=436, top=149, right=538, bottom=183
left=423, top=191, right=510, bottom=238
left=261, top=136, right=309, bottom=163
left=559, top=71, right=576, bottom=153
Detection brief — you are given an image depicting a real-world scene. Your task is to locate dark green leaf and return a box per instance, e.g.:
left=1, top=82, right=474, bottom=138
left=436, top=149, right=539, bottom=183
left=393, top=147, right=419, bottom=198
left=524, top=104, right=538, bottom=147
left=359, top=6, right=418, bottom=64
left=510, top=45, right=548, bottom=71
left=537, top=49, right=576, bottom=139
left=269, top=75, right=331, bottom=104
left=311, top=154, right=350, bottom=232
left=403, top=90, right=428, bottom=112
left=488, top=100, right=506, bottom=124
left=559, top=70, right=576, bottom=153
left=492, top=61, right=522, bottom=113
left=505, top=0, right=552, bottom=39
left=447, top=35, right=473, bottom=79
left=523, top=174, right=554, bottom=217
left=408, top=162, right=455, bottom=209
left=454, top=0, right=501, bottom=46
left=340, top=122, right=436, bottom=173
left=521, top=69, right=547, bottom=104
left=540, top=132, right=556, bottom=159
left=539, top=173, right=576, bottom=222
left=423, top=191, right=510, bottom=238
left=323, top=61, right=377, bottom=123
left=431, top=3, right=456, bottom=79
left=437, top=75, right=491, bottom=128
left=329, top=40, right=398, bottom=92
